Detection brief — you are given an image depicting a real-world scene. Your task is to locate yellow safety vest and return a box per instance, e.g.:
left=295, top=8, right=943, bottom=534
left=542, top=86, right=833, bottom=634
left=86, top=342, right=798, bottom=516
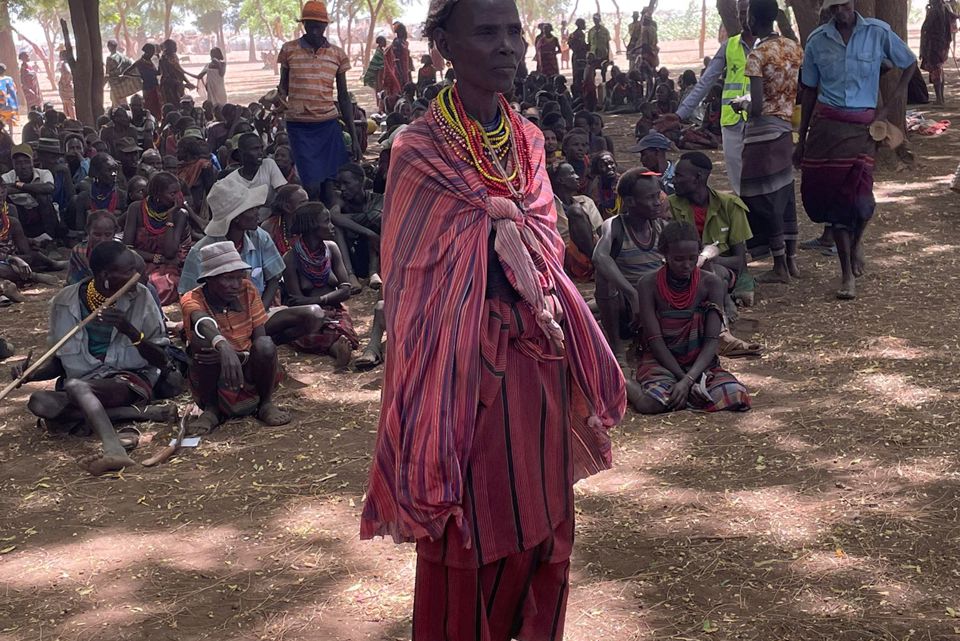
left=720, top=34, right=748, bottom=127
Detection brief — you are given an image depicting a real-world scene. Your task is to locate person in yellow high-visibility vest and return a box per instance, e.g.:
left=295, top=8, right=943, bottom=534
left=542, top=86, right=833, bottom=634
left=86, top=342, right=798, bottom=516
left=655, top=0, right=755, bottom=195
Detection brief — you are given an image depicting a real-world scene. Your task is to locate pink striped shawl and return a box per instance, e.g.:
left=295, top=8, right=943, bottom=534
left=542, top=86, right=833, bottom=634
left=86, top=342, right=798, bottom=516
left=360, top=107, right=626, bottom=545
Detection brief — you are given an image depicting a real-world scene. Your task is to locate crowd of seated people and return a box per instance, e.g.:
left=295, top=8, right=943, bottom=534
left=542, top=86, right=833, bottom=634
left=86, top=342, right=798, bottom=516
left=3, top=9, right=826, bottom=475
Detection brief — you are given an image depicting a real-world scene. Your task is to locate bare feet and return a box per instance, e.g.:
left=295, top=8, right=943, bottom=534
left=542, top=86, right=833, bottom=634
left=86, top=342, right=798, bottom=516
left=257, top=401, right=290, bottom=426
left=757, top=269, right=790, bottom=284
left=348, top=274, right=363, bottom=295
left=836, top=278, right=856, bottom=300
left=0, top=279, right=25, bottom=303
left=79, top=451, right=136, bottom=476
left=787, top=256, right=801, bottom=278
left=330, top=336, right=353, bottom=369
left=852, top=244, right=866, bottom=278
left=186, top=410, right=221, bottom=435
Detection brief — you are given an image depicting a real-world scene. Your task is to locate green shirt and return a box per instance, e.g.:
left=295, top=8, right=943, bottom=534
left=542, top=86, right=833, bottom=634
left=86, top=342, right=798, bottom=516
left=668, top=187, right=752, bottom=254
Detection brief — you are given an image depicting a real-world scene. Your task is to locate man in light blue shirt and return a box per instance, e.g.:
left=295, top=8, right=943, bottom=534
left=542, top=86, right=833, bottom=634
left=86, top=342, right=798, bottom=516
left=795, top=0, right=916, bottom=301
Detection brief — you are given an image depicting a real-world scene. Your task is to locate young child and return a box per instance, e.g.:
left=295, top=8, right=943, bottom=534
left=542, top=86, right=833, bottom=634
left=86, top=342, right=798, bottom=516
left=628, top=221, right=751, bottom=414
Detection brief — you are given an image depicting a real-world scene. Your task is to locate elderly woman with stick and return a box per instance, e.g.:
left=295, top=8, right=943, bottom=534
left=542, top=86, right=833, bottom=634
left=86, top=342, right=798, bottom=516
left=9, top=242, right=173, bottom=476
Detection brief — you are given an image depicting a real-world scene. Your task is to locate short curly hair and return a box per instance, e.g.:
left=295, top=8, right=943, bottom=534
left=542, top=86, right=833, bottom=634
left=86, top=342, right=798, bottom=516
left=423, top=0, right=459, bottom=41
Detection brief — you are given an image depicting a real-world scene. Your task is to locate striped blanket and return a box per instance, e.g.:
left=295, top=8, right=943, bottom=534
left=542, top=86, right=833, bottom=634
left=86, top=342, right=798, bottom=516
left=361, top=107, right=625, bottom=545
left=635, top=298, right=751, bottom=412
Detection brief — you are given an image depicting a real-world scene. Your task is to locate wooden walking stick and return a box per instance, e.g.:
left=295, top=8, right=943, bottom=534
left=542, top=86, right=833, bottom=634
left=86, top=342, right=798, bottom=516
left=0, top=273, right=141, bottom=402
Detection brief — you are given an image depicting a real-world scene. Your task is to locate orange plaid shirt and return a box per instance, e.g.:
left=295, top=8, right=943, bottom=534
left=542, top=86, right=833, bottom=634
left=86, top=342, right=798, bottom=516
left=278, top=38, right=350, bottom=123
left=180, top=280, right=267, bottom=352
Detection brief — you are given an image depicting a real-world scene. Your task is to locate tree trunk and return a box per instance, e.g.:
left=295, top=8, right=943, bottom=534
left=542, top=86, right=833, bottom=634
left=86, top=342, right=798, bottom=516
left=699, top=0, right=707, bottom=58
left=164, top=0, right=173, bottom=40
left=791, top=0, right=820, bottom=44
left=41, top=17, right=61, bottom=93
left=873, top=0, right=909, bottom=136
left=346, top=9, right=354, bottom=61
left=611, top=0, right=622, bottom=54
left=0, top=0, right=19, bottom=107
left=334, top=0, right=342, bottom=47
left=62, top=4, right=103, bottom=125
left=717, top=0, right=740, bottom=37
left=565, top=0, right=579, bottom=26
left=248, top=28, right=257, bottom=63
left=776, top=8, right=798, bottom=40
left=363, top=0, right=385, bottom=69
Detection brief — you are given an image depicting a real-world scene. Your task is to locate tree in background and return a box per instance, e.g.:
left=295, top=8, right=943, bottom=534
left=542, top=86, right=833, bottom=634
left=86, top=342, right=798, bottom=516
left=10, top=0, right=65, bottom=92
left=0, top=0, right=20, bottom=105
left=62, top=1, right=104, bottom=124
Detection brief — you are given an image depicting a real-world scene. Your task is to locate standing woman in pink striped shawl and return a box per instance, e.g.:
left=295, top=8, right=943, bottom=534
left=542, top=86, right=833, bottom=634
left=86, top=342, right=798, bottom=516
left=360, top=0, right=626, bottom=636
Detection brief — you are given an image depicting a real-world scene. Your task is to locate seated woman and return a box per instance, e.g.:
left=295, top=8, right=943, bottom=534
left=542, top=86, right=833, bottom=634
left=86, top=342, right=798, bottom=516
left=18, top=242, right=174, bottom=475
left=68, top=210, right=119, bottom=284
left=180, top=241, right=290, bottom=434
left=122, top=171, right=192, bottom=305
left=628, top=222, right=751, bottom=414
left=260, top=184, right=308, bottom=256
left=282, top=203, right=360, bottom=367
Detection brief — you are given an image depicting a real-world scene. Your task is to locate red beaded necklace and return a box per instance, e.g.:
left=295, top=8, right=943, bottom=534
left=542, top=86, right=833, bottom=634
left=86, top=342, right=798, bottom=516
left=432, top=85, right=535, bottom=200
left=656, top=266, right=701, bottom=309
left=141, top=199, right=173, bottom=236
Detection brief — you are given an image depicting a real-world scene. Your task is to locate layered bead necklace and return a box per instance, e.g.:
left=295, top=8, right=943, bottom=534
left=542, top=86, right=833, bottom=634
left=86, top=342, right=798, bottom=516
left=85, top=280, right=108, bottom=311
left=141, top=198, right=174, bottom=236
left=433, top=85, right=534, bottom=200
left=90, top=181, right=119, bottom=212
left=656, top=266, right=701, bottom=310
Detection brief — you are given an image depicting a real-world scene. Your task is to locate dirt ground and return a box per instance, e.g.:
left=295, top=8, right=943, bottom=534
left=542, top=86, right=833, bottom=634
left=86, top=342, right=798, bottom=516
left=3, top=58, right=960, bottom=641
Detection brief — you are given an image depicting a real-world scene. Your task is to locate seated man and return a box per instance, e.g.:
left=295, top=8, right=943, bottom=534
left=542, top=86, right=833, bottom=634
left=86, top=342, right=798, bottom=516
left=18, top=242, right=174, bottom=475
left=0, top=180, right=64, bottom=296
left=332, top=162, right=382, bottom=291
left=179, top=181, right=327, bottom=348
left=2, top=144, right=60, bottom=240
left=218, top=132, right=287, bottom=206
left=549, top=161, right=603, bottom=281
left=282, top=203, right=360, bottom=366
left=669, top=152, right=755, bottom=307
left=592, top=169, right=666, bottom=362
left=628, top=221, right=751, bottom=414
left=180, top=241, right=290, bottom=434
left=629, top=131, right=676, bottom=195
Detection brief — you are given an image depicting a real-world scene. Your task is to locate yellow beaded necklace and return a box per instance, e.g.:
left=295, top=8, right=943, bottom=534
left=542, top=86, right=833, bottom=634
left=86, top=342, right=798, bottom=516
left=85, top=280, right=107, bottom=311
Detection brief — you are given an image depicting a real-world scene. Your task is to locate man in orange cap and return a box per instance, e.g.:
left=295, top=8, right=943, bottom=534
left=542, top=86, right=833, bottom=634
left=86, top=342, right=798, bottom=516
left=277, top=0, right=359, bottom=205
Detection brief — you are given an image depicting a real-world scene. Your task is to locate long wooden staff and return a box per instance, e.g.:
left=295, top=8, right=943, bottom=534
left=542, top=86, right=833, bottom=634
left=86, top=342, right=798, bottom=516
left=0, top=273, right=141, bottom=402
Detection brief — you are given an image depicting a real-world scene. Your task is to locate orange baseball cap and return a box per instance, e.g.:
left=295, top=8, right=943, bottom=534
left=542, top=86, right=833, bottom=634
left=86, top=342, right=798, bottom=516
left=299, top=0, right=330, bottom=23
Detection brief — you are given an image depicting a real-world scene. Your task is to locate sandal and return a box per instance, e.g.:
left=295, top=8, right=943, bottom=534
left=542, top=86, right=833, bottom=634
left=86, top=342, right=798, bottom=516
left=353, top=344, right=384, bottom=371
left=186, top=410, right=221, bottom=436
left=718, top=329, right=764, bottom=359
left=116, top=426, right=141, bottom=452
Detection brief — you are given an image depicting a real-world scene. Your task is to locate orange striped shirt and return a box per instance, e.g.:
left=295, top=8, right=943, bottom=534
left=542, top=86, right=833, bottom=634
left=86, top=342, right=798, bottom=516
left=278, top=38, right=350, bottom=123
left=180, top=280, right=267, bottom=352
